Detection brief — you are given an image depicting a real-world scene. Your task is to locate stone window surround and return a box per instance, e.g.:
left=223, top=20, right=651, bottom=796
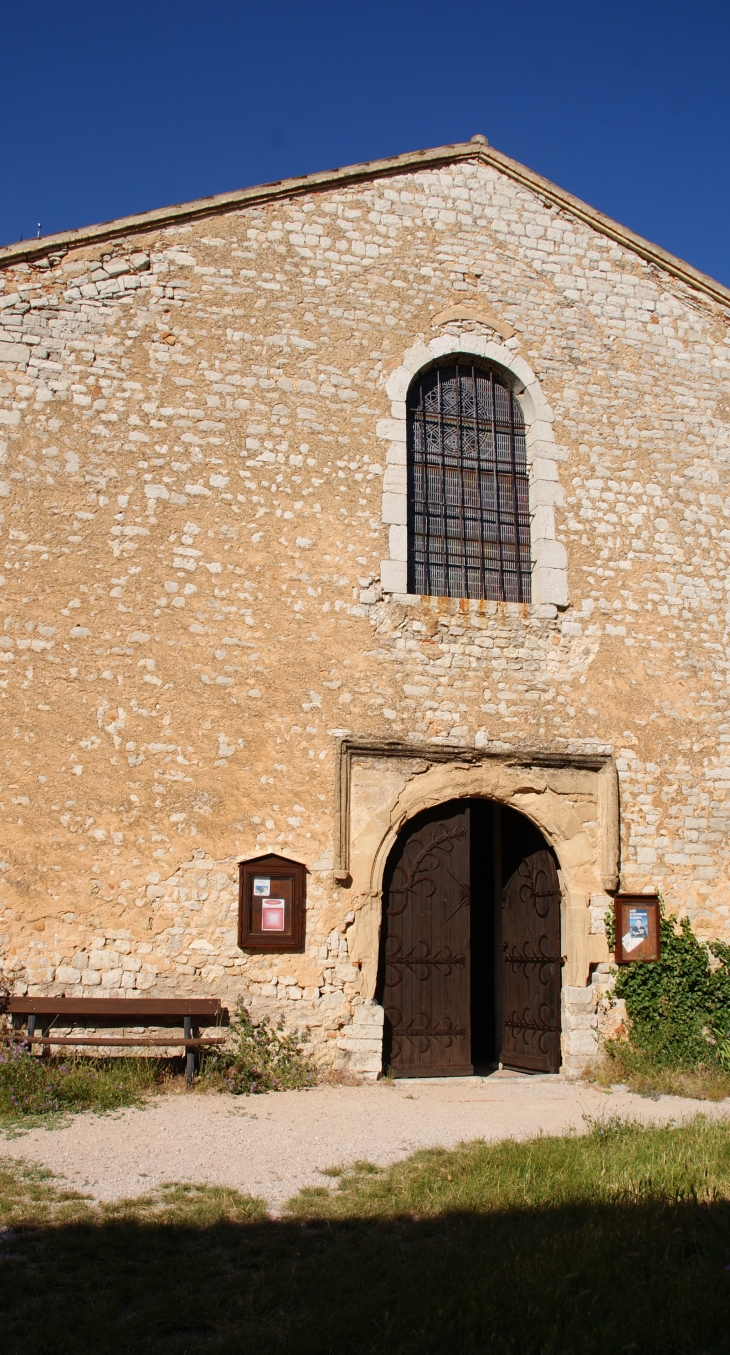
left=376, top=335, right=568, bottom=607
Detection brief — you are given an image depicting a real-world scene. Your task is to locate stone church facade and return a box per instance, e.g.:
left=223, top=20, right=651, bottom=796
left=1, top=136, right=729, bottom=1076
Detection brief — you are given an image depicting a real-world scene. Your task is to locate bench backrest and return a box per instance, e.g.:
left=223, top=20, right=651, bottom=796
left=4, top=997, right=223, bottom=1017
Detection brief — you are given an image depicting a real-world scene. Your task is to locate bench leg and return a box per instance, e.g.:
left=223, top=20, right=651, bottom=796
left=184, top=1016, right=194, bottom=1085
left=27, top=1014, right=36, bottom=1039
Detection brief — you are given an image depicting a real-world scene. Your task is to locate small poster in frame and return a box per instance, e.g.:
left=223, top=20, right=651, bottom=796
left=613, top=895, right=661, bottom=964
left=261, top=899, right=286, bottom=931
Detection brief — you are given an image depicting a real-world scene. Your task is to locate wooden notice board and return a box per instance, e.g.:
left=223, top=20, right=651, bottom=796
left=613, top=895, right=661, bottom=964
left=238, top=852, right=306, bottom=953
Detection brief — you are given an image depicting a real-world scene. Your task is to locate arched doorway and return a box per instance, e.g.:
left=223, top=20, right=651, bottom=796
left=376, top=799, right=562, bottom=1077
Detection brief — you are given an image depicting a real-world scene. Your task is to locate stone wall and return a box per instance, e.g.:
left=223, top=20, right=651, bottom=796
left=1, top=150, right=729, bottom=1073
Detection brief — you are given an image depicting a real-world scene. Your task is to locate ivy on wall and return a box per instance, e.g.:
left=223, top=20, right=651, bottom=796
left=606, top=906, right=730, bottom=1068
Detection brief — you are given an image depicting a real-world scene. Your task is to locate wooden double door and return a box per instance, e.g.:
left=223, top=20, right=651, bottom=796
left=379, top=800, right=562, bottom=1077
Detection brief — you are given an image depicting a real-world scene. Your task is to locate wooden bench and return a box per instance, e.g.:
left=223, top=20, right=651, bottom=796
left=5, top=997, right=228, bottom=1084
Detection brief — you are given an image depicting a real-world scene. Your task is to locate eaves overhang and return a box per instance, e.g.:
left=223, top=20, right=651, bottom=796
left=2, top=137, right=729, bottom=313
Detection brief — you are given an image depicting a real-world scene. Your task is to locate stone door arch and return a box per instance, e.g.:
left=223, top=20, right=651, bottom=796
left=333, top=739, right=618, bottom=1076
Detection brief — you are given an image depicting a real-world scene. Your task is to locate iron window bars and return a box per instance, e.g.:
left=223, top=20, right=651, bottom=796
left=407, top=361, right=531, bottom=602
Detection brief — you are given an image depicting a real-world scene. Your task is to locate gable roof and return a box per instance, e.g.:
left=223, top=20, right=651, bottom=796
left=2, top=137, right=729, bottom=311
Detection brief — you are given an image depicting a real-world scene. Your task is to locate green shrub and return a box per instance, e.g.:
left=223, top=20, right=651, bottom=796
left=0, top=1033, right=163, bottom=1121
left=200, top=1003, right=315, bottom=1094
left=605, top=904, right=730, bottom=1072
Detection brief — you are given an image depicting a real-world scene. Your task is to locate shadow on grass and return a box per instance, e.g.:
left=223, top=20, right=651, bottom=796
left=2, top=1191, right=729, bottom=1354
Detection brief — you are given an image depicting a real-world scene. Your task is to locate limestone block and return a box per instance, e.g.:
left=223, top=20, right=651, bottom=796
left=529, top=419, right=555, bottom=443
left=380, top=559, right=407, bottom=593
left=56, top=965, right=81, bottom=984
left=97, top=949, right=120, bottom=969
left=336, top=1043, right=382, bottom=1078
left=531, top=503, right=556, bottom=540
left=375, top=418, right=402, bottom=440
left=563, top=985, right=596, bottom=1008
left=381, top=493, right=407, bottom=526
left=351, top=999, right=385, bottom=1028
left=389, top=523, right=407, bottom=561
left=321, top=990, right=347, bottom=1009
left=530, top=463, right=560, bottom=497
left=564, top=1029, right=599, bottom=1057
left=532, top=566, right=568, bottom=607
left=385, top=440, right=407, bottom=466
left=103, top=259, right=130, bottom=278
left=566, top=1012, right=598, bottom=1031
left=534, top=539, right=567, bottom=570
left=382, top=463, right=406, bottom=494
left=0, top=343, right=29, bottom=367
left=337, top=1034, right=383, bottom=1054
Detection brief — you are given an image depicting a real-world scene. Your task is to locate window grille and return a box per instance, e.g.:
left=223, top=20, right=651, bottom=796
left=407, top=360, right=531, bottom=602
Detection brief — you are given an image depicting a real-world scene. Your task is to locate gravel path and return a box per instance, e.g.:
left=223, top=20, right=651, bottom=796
left=3, top=1074, right=728, bottom=1214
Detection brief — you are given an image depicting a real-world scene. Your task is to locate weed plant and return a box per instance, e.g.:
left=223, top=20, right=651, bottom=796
left=595, top=1039, right=730, bottom=1100
left=199, top=1003, right=316, bottom=1094
left=1, top=1117, right=730, bottom=1353
left=0, top=1033, right=165, bottom=1124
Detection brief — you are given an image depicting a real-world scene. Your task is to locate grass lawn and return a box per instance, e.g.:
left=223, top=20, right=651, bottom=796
left=1, top=1116, right=730, bottom=1354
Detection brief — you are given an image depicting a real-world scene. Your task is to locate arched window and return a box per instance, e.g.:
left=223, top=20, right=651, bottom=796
left=407, top=360, right=531, bottom=602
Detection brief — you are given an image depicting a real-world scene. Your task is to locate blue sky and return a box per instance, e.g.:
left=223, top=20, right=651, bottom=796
left=2, top=0, right=728, bottom=285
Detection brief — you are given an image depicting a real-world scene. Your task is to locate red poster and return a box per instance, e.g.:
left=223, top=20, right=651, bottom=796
left=261, top=899, right=285, bottom=931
